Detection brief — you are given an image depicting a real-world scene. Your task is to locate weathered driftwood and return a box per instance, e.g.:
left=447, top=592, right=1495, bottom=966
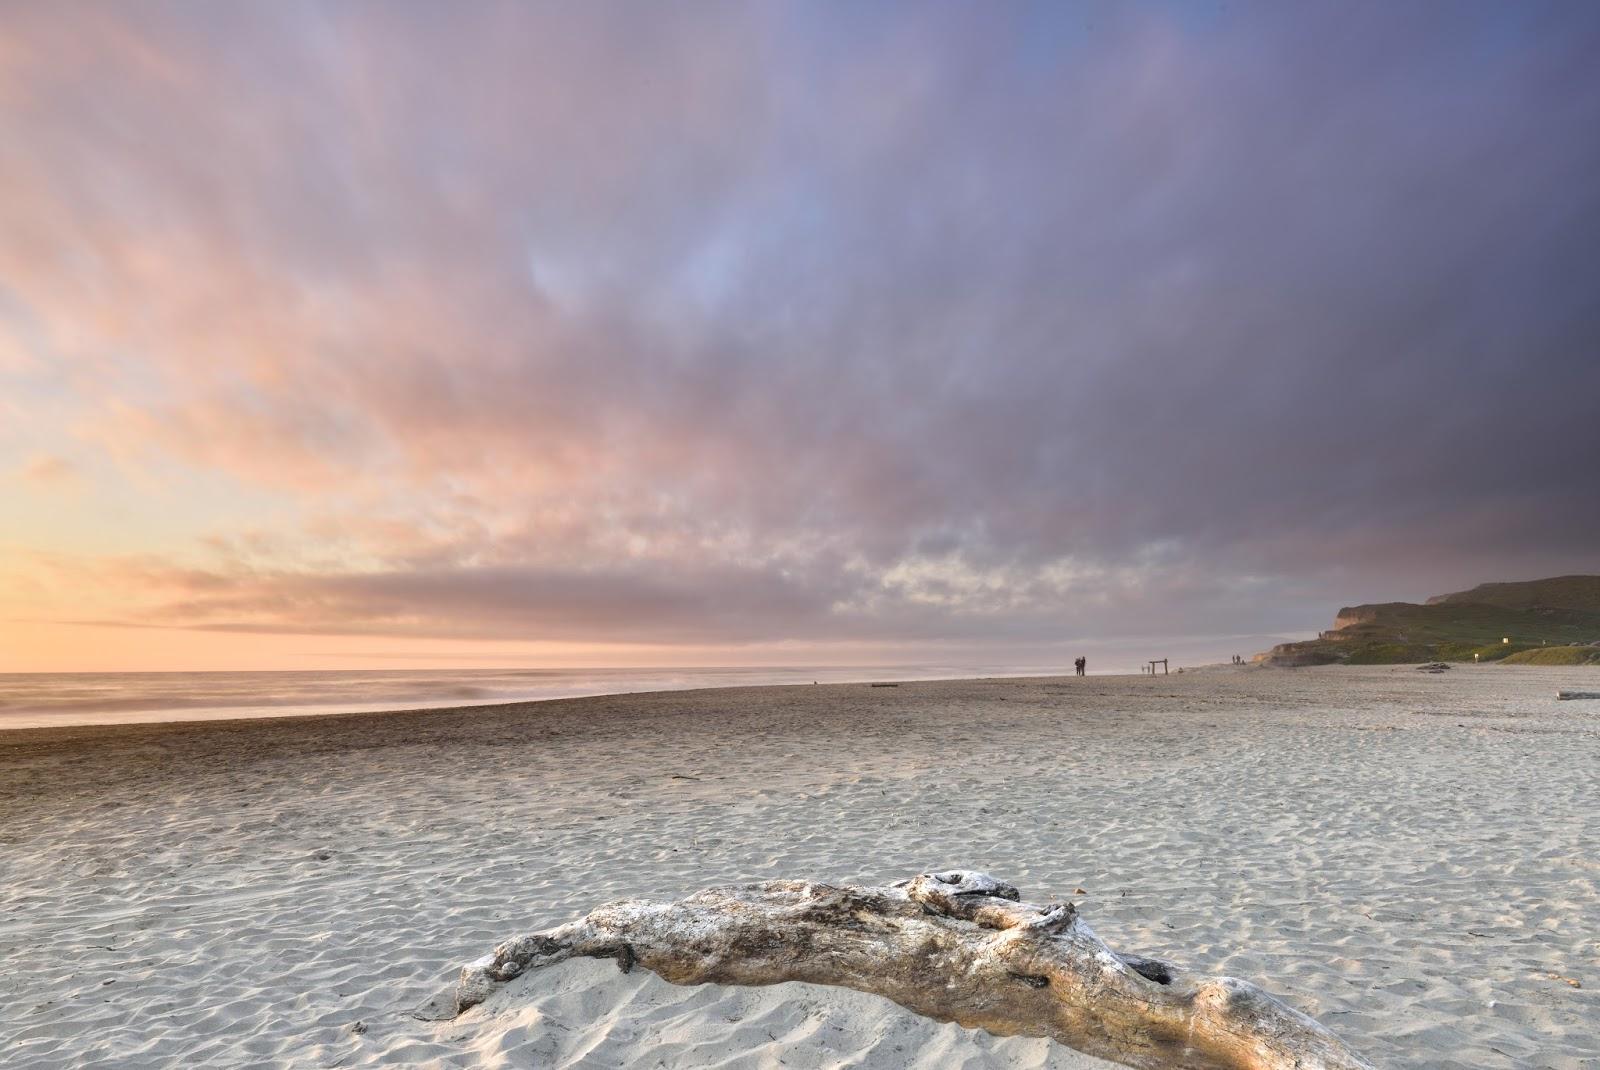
left=450, top=870, right=1374, bottom=1070
left=1557, top=690, right=1600, bottom=700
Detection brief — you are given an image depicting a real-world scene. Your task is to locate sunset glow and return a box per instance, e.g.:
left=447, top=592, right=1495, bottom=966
left=3, top=2, right=1597, bottom=671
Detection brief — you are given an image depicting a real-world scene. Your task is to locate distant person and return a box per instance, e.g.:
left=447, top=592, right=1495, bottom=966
left=1074, top=656, right=1086, bottom=677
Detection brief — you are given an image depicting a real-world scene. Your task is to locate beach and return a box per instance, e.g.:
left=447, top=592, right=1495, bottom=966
left=2, top=666, right=1596, bottom=1069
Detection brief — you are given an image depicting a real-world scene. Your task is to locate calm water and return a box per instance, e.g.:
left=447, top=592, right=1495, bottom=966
left=0, top=666, right=1055, bottom=730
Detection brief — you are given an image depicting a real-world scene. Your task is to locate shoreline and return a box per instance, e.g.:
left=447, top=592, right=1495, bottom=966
left=0, top=669, right=1095, bottom=741
left=0, top=678, right=835, bottom=748
left=0, top=672, right=1103, bottom=750
left=8, top=656, right=1583, bottom=743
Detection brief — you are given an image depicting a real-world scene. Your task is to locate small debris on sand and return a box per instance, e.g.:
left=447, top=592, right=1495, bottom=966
left=1540, top=971, right=1582, bottom=989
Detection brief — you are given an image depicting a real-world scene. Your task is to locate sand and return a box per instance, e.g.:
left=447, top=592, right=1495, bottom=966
left=2, top=665, right=1597, bottom=1069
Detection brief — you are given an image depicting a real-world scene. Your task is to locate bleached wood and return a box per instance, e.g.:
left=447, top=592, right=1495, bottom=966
left=451, top=870, right=1374, bottom=1070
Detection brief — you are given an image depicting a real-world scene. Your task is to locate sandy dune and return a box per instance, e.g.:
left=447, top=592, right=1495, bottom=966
left=2, top=666, right=1597, bottom=1069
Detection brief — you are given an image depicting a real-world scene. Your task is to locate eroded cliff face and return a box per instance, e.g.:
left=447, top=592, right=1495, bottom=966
left=1333, top=607, right=1376, bottom=632
left=1332, top=602, right=1413, bottom=632
left=1254, top=640, right=1344, bottom=667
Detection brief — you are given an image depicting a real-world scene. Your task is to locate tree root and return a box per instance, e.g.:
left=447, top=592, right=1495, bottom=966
left=450, top=869, right=1374, bottom=1070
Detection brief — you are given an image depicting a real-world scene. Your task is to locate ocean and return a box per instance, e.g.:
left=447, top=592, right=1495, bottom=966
left=0, top=665, right=1054, bottom=730
left=0, top=630, right=1299, bottom=730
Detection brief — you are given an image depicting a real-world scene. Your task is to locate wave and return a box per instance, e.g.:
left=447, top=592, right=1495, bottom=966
left=0, top=665, right=1024, bottom=730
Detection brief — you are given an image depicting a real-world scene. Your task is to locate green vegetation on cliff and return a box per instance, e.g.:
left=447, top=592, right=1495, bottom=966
left=1428, top=575, right=1600, bottom=613
left=1261, top=575, right=1600, bottom=666
left=1500, top=645, right=1600, bottom=666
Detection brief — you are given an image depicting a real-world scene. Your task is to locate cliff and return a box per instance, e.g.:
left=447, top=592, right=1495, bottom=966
left=1258, top=575, right=1600, bottom=666
left=1426, top=575, right=1600, bottom=614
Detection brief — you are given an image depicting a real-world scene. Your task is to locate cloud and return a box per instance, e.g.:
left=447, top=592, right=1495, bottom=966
left=28, top=543, right=1292, bottom=650
left=2, top=2, right=1598, bottom=654
left=15, top=454, right=80, bottom=486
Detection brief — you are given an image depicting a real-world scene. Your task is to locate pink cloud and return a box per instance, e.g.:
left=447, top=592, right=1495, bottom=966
left=16, top=454, right=80, bottom=486
left=2, top=3, right=1597, bottom=659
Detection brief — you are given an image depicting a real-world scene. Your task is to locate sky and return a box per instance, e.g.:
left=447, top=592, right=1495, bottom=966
left=2, top=1, right=1598, bottom=672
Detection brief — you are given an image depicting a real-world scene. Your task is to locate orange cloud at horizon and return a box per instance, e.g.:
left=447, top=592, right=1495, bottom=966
left=0, top=619, right=717, bottom=674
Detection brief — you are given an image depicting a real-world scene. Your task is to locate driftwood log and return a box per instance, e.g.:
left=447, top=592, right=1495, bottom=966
left=450, top=870, right=1374, bottom=1070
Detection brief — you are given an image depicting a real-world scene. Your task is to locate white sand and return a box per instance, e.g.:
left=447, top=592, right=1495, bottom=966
left=2, top=666, right=1597, bottom=1069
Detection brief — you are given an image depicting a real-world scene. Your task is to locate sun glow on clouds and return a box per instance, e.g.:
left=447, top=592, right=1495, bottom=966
left=2, top=2, right=1598, bottom=671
